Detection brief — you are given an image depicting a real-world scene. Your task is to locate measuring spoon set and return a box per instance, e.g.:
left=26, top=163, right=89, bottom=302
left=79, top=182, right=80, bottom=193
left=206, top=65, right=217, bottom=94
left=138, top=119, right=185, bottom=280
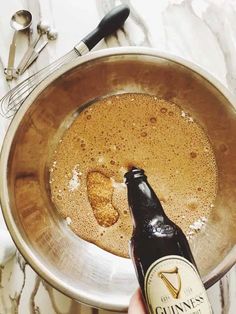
left=4, top=9, right=57, bottom=81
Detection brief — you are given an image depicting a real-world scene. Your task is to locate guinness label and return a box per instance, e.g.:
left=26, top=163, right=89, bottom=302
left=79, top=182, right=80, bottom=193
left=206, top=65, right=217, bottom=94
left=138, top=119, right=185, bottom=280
left=144, top=255, right=212, bottom=314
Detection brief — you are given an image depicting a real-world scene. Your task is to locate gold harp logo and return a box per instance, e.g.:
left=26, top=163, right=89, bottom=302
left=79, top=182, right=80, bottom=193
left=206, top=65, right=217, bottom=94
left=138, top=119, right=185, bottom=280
left=158, top=267, right=182, bottom=299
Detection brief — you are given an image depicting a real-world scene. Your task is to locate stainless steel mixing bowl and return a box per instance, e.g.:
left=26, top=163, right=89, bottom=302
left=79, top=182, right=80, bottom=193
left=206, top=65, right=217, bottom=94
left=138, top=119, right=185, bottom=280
left=1, top=48, right=236, bottom=312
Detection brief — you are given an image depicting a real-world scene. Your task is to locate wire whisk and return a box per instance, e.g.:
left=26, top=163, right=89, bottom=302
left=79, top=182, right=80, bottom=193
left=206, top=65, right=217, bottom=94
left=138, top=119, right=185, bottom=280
left=1, top=50, right=79, bottom=118
left=0, top=5, right=130, bottom=118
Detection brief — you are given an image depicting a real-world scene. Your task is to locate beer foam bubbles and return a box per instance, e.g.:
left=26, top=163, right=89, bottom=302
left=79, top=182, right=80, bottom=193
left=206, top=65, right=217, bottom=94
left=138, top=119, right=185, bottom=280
left=50, top=93, right=217, bottom=258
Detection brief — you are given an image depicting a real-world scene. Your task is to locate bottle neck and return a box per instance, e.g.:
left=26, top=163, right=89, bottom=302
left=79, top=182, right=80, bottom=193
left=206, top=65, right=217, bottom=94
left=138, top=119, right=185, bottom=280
left=127, top=177, right=166, bottom=229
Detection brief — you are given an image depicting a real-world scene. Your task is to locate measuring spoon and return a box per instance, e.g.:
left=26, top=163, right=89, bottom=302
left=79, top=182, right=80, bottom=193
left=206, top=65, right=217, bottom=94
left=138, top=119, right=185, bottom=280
left=4, top=10, right=32, bottom=80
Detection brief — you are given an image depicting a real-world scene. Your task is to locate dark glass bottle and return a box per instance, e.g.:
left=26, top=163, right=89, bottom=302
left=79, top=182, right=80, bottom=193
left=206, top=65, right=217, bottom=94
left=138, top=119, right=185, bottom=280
left=125, top=167, right=212, bottom=314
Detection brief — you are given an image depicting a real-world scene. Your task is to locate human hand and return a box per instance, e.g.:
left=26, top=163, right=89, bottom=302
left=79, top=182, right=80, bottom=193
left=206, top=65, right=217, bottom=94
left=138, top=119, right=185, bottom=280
left=128, top=289, right=147, bottom=314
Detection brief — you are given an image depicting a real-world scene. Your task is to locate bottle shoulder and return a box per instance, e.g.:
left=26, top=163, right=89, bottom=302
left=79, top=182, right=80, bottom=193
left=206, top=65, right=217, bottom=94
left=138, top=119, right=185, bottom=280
left=132, top=217, right=186, bottom=241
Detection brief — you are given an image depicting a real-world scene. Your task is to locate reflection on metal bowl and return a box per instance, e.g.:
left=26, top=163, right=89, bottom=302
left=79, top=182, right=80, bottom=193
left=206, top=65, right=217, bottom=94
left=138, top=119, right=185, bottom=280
left=0, top=48, right=236, bottom=312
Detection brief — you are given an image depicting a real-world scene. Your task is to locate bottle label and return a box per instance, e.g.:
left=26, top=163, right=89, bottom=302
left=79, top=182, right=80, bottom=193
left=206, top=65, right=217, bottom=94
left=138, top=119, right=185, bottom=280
left=144, top=255, right=212, bottom=314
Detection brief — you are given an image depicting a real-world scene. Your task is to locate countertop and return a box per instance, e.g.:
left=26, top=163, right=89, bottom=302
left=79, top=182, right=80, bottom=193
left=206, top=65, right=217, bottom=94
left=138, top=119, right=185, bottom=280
left=0, top=0, right=235, bottom=313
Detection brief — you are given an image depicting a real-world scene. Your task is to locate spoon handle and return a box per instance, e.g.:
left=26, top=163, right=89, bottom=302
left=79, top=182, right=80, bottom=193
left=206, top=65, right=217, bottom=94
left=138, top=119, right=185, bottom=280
left=76, top=4, right=130, bottom=53
left=20, top=40, right=48, bottom=74
left=17, top=34, right=42, bottom=75
left=5, top=31, right=17, bottom=80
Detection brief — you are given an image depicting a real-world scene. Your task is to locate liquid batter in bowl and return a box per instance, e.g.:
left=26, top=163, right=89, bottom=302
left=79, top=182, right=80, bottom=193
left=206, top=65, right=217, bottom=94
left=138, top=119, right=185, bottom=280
left=49, top=93, right=217, bottom=258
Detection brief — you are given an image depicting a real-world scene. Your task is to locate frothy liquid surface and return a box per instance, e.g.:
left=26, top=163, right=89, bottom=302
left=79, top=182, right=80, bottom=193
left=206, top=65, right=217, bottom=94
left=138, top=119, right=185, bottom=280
left=50, top=94, right=217, bottom=258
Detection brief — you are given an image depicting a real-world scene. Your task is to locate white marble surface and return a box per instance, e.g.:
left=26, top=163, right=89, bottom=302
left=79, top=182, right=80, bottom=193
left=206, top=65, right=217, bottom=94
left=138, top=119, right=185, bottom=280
left=0, top=0, right=236, bottom=313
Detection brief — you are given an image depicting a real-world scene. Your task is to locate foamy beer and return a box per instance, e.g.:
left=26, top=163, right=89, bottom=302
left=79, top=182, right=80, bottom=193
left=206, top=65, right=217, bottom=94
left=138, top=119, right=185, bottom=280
left=125, top=167, right=212, bottom=314
left=49, top=93, right=217, bottom=258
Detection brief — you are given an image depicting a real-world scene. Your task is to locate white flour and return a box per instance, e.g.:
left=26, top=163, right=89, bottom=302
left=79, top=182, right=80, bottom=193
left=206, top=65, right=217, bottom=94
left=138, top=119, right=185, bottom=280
left=68, top=165, right=81, bottom=192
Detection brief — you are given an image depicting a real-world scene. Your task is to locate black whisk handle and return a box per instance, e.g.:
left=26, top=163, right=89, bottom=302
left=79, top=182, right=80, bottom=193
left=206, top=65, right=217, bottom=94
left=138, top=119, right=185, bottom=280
left=80, top=4, right=130, bottom=51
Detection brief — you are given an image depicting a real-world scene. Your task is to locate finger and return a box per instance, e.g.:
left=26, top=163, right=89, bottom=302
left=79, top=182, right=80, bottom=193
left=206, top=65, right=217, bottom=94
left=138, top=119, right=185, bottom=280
left=128, top=289, right=147, bottom=314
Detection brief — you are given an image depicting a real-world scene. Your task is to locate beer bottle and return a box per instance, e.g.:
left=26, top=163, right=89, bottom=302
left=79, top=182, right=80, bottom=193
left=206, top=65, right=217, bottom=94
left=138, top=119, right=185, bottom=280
left=125, top=167, right=212, bottom=314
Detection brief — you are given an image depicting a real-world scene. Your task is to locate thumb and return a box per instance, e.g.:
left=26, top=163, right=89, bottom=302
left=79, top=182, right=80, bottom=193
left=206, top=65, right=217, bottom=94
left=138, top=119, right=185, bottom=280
left=128, top=289, right=147, bottom=314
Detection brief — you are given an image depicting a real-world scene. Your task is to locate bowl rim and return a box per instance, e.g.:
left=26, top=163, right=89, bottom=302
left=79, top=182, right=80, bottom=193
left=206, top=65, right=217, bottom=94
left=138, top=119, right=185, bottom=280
left=1, top=46, right=236, bottom=311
